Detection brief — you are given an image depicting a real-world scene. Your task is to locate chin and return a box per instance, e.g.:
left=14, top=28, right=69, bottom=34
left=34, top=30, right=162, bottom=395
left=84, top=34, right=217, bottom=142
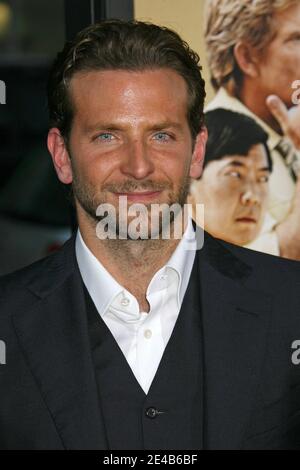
left=219, top=232, right=256, bottom=247
left=233, top=233, right=258, bottom=247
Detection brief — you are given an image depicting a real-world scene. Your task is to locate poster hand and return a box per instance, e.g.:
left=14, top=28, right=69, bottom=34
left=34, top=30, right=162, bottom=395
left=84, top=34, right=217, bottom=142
left=266, top=95, right=300, bottom=149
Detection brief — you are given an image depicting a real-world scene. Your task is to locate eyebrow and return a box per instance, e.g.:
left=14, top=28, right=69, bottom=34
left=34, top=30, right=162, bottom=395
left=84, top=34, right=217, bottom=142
left=83, top=120, right=185, bottom=134
left=149, top=121, right=184, bottom=131
left=284, top=31, right=300, bottom=41
left=224, top=160, right=245, bottom=168
left=258, top=167, right=271, bottom=172
left=83, top=124, right=121, bottom=134
left=223, top=160, right=270, bottom=171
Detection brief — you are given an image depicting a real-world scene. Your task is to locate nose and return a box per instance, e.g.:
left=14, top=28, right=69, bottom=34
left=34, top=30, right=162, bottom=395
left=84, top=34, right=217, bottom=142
left=119, top=139, right=155, bottom=180
left=240, top=189, right=260, bottom=206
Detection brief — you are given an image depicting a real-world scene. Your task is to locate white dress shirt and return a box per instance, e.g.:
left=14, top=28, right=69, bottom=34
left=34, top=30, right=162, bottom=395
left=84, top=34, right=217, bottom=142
left=75, top=218, right=196, bottom=394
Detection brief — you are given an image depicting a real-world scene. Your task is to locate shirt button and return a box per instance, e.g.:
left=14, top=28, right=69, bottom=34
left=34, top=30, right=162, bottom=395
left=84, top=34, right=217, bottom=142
left=144, top=329, right=152, bottom=339
left=145, top=407, right=158, bottom=419
left=120, top=297, right=130, bottom=307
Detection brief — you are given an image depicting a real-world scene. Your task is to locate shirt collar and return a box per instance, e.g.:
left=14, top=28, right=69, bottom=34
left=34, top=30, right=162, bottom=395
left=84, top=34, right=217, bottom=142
left=75, top=229, right=124, bottom=316
left=75, top=216, right=196, bottom=316
left=164, top=215, right=196, bottom=306
left=206, top=87, right=282, bottom=150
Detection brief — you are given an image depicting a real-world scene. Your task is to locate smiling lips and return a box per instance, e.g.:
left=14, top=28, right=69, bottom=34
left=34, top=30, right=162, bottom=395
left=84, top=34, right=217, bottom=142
left=114, top=191, right=162, bottom=201
left=235, top=216, right=257, bottom=224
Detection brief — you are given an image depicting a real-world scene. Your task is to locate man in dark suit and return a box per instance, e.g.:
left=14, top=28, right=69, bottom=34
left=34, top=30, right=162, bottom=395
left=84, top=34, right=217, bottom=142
left=0, top=20, right=300, bottom=450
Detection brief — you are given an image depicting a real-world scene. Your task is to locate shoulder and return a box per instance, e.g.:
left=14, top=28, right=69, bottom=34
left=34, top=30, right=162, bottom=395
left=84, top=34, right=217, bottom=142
left=0, top=257, right=45, bottom=290
left=216, top=235, right=300, bottom=286
left=0, top=235, right=77, bottom=311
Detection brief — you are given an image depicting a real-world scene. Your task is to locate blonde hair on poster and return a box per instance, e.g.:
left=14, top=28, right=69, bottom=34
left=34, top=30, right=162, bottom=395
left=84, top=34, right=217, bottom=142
left=204, top=0, right=298, bottom=94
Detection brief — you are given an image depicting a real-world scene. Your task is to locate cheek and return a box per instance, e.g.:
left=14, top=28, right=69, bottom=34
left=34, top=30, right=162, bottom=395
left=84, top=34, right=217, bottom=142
left=209, top=179, right=240, bottom=204
left=166, top=156, right=185, bottom=171
left=160, top=156, right=190, bottom=184
left=71, top=158, right=89, bottom=183
left=203, top=183, right=238, bottom=218
left=260, top=51, right=298, bottom=89
left=259, top=187, right=269, bottom=208
left=73, top=148, right=118, bottom=186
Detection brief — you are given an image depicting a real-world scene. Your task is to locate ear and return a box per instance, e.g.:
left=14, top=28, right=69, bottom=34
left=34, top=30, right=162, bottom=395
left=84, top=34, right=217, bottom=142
left=189, top=126, right=208, bottom=180
left=233, top=41, right=260, bottom=78
left=47, top=128, right=73, bottom=184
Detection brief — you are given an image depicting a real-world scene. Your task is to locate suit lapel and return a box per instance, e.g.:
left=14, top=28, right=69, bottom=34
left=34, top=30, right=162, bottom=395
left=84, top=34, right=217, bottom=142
left=11, top=235, right=108, bottom=449
left=197, top=233, right=272, bottom=449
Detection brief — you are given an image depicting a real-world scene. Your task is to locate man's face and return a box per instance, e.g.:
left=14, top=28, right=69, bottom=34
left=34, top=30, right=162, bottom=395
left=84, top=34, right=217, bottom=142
left=189, top=144, right=270, bottom=246
left=255, top=3, right=300, bottom=108
left=62, top=68, right=205, bottom=236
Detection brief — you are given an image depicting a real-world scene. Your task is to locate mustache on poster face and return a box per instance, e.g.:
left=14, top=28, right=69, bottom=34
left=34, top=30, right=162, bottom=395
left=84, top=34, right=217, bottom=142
left=101, top=180, right=173, bottom=193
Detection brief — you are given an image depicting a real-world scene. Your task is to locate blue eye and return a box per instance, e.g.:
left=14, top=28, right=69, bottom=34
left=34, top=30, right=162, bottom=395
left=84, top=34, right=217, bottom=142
left=154, top=132, right=170, bottom=142
left=97, top=133, right=114, bottom=141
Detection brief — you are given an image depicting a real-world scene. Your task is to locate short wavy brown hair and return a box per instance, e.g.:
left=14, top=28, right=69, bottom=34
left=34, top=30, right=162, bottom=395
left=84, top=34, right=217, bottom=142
left=204, top=0, right=297, bottom=94
left=47, top=19, right=206, bottom=142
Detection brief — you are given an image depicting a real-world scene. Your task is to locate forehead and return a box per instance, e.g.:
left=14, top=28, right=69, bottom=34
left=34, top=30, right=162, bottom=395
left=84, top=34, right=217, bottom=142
left=272, top=3, right=300, bottom=37
left=205, top=144, right=269, bottom=174
left=68, top=68, right=189, bottom=126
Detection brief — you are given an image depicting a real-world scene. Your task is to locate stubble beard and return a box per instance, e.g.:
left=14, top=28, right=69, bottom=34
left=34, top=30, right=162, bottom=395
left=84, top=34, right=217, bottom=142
left=71, top=167, right=191, bottom=260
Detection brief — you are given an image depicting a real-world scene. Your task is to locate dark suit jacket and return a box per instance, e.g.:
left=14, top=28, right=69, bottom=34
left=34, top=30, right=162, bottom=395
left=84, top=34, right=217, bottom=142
left=0, top=230, right=300, bottom=449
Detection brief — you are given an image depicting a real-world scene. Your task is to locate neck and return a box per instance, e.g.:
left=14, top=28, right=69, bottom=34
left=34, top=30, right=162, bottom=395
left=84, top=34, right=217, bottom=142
left=77, top=211, right=183, bottom=311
